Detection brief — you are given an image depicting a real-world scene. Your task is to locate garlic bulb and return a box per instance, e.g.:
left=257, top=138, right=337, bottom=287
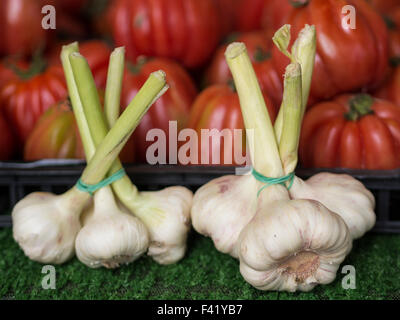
left=75, top=187, right=149, bottom=268
left=132, top=186, right=193, bottom=265
left=289, top=173, right=376, bottom=239
left=238, top=189, right=352, bottom=292
left=191, top=174, right=258, bottom=258
left=12, top=189, right=89, bottom=264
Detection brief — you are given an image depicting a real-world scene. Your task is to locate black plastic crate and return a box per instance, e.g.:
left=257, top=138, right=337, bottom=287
left=0, top=160, right=399, bottom=233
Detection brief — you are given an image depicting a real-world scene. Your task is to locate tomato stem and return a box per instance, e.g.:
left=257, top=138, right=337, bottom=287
left=390, top=57, right=400, bottom=67
left=290, top=0, right=309, bottom=8
left=253, top=47, right=271, bottom=62
left=8, top=48, right=47, bottom=80
left=126, top=56, right=149, bottom=75
left=345, top=94, right=374, bottom=121
left=383, top=15, right=396, bottom=30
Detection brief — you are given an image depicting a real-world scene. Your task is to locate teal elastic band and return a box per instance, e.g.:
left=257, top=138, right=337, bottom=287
left=252, top=168, right=295, bottom=197
left=76, top=168, right=126, bottom=196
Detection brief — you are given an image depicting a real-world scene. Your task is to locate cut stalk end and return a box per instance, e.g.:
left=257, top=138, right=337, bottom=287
left=225, top=42, right=247, bottom=60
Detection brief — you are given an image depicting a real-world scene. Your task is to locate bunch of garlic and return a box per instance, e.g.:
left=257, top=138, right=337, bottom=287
left=191, top=25, right=375, bottom=292
left=12, top=43, right=169, bottom=266
left=70, top=45, right=193, bottom=267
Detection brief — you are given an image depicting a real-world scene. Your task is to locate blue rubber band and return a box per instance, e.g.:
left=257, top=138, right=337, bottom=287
left=252, top=168, right=295, bottom=197
left=76, top=168, right=126, bottom=196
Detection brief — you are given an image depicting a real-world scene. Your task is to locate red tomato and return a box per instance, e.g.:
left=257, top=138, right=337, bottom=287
left=375, top=66, right=400, bottom=107
left=48, top=40, right=111, bottom=89
left=121, top=58, right=197, bottom=162
left=24, top=100, right=85, bottom=160
left=111, top=0, right=222, bottom=68
left=300, top=94, right=400, bottom=170
left=272, top=0, right=389, bottom=105
left=235, top=0, right=267, bottom=31
left=187, top=84, right=277, bottom=166
left=24, top=98, right=135, bottom=162
left=234, top=0, right=291, bottom=33
left=215, top=0, right=238, bottom=35
left=261, top=0, right=293, bottom=35
left=0, top=111, right=15, bottom=160
left=0, top=57, right=67, bottom=143
left=0, top=0, right=52, bottom=57
left=205, top=31, right=283, bottom=108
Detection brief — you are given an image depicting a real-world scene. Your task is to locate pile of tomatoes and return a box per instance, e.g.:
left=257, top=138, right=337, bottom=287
left=0, top=0, right=399, bottom=170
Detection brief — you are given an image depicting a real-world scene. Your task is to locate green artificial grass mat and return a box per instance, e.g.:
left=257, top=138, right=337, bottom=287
left=1, top=227, right=399, bottom=300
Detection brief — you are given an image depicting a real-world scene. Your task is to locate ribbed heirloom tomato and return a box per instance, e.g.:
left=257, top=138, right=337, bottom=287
left=24, top=99, right=135, bottom=162
left=111, top=0, right=222, bottom=68
left=300, top=94, right=400, bottom=170
left=272, top=0, right=389, bottom=104
left=206, top=31, right=283, bottom=108
left=0, top=0, right=51, bottom=56
left=215, top=0, right=238, bottom=36
left=187, top=84, right=276, bottom=166
left=0, top=56, right=67, bottom=143
left=24, top=100, right=85, bottom=160
left=121, top=58, right=197, bottom=162
left=235, top=0, right=269, bottom=31
left=234, top=0, right=292, bottom=33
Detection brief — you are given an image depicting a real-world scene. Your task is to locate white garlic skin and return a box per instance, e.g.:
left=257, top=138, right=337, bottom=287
left=12, top=190, right=87, bottom=264
left=290, top=173, right=376, bottom=239
left=238, top=197, right=352, bottom=292
left=133, top=186, right=193, bottom=265
left=75, top=187, right=149, bottom=268
left=191, top=174, right=259, bottom=258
